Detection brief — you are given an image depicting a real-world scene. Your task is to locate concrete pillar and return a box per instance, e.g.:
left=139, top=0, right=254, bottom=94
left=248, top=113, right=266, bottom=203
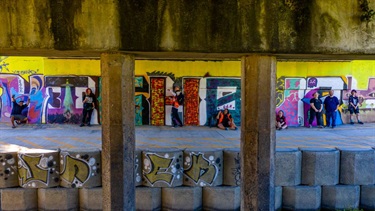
left=241, top=55, right=276, bottom=210
left=101, top=53, right=135, bottom=210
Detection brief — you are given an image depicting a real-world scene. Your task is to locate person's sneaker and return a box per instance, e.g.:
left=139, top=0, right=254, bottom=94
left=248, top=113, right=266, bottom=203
left=309, top=125, right=312, bottom=128
left=12, top=126, right=16, bottom=129
left=80, top=124, right=84, bottom=127
left=225, top=127, right=228, bottom=130
left=234, top=127, right=238, bottom=130
left=318, top=125, right=323, bottom=128
left=358, top=121, right=364, bottom=124
left=332, top=126, right=336, bottom=129
left=350, top=121, right=354, bottom=125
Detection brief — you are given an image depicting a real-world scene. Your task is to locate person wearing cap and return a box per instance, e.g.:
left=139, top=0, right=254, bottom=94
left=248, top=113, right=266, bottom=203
left=349, top=89, right=364, bottom=124
left=10, top=95, right=30, bottom=128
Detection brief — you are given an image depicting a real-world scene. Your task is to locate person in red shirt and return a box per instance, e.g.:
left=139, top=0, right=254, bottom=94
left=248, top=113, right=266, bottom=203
left=276, top=110, right=288, bottom=130
left=216, top=109, right=237, bottom=130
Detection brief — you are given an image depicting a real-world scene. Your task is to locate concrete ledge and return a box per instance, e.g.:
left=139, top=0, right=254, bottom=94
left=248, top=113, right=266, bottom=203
left=136, top=186, right=161, bottom=211
left=282, top=186, right=321, bottom=210
left=60, top=148, right=102, bottom=188
left=360, top=185, right=375, bottom=210
left=1, top=188, right=37, bottom=211
left=142, top=149, right=183, bottom=187
left=0, top=150, right=19, bottom=188
left=18, top=149, right=60, bottom=188
left=275, top=186, right=282, bottom=211
left=202, top=186, right=240, bottom=211
left=183, top=149, right=223, bottom=187
left=338, top=148, right=375, bottom=185
left=38, top=188, right=79, bottom=211
left=275, top=149, right=301, bottom=186
left=300, top=149, right=339, bottom=186
left=162, top=186, right=202, bottom=211
left=79, top=187, right=102, bottom=211
left=322, top=185, right=360, bottom=210
left=222, top=149, right=240, bottom=186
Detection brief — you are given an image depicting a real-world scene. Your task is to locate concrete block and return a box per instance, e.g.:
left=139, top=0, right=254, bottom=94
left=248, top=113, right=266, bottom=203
left=300, top=148, right=339, bottom=186
left=322, top=185, right=360, bottom=210
left=18, top=149, right=60, bottom=188
left=275, top=148, right=301, bottom=186
left=135, top=149, right=143, bottom=186
left=60, top=148, right=102, bottom=188
left=1, top=188, right=37, bottom=211
left=222, top=149, right=241, bottom=186
left=162, top=186, right=202, bottom=211
left=202, top=186, right=240, bottom=211
left=142, top=149, right=183, bottom=187
left=282, top=186, right=321, bottom=210
left=360, top=185, right=375, bottom=210
left=79, top=187, right=102, bottom=211
left=338, top=147, right=375, bottom=185
left=183, top=149, right=223, bottom=187
left=136, top=186, right=161, bottom=211
left=38, top=188, right=79, bottom=211
left=0, top=149, right=19, bottom=188
left=275, top=186, right=282, bottom=211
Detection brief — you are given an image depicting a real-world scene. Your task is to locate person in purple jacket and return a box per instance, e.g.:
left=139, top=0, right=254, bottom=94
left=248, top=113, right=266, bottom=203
left=323, top=90, right=340, bottom=129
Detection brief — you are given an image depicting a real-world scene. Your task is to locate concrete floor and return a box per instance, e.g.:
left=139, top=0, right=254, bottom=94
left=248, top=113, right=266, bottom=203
left=0, top=122, right=374, bottom=151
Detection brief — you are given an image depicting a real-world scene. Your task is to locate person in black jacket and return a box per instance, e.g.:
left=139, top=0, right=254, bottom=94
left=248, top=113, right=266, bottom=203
left=80, top=88, right=96, bottom=127
left=10, top=95, right=30, bottom=128
left=309, top=92, right=323, bottom=128
left=171, top=86, right=184, bottom=127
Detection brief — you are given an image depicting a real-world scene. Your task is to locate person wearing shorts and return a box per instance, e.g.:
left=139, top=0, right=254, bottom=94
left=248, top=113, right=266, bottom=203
left=10, top=95, right=30, bottom=128
left=349, top=89, right=364, bottom=125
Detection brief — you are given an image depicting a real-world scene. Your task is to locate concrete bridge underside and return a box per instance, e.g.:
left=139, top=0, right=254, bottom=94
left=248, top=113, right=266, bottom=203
left=1, top=0, right=375, bottom=210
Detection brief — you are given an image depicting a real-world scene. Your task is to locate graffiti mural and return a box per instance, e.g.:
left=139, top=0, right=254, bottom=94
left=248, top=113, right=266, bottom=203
left=142, top=151, right=183, bottom=187
left=59, top=149, right=101, bottom=188
left=0, top=151, right=18, bottom=188
left=183, top=78, right=200, bottom=125
left=150, top=77, right=166, bottom=126
left=0, top=74, right=100, bottom=124
left=135, top=76, right=150, bottom=126
left=18, top=150, right=59, bottom=188
left=183, top=151, right=223, bottom=187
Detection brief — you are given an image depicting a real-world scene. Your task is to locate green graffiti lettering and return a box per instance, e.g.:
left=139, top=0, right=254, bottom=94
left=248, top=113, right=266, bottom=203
left=61, top=155, right=90, bottom=184
left=144, top=154, right=173, bottom=185
left=18, top=155, right=48, bottom=185
left=184, top=154, right=217, bottom=184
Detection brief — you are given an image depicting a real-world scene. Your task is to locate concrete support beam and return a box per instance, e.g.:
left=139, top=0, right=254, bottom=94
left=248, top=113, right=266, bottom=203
left=241, top=55, right=276, bottom=210
left=101, top=53, right=135, bottom=210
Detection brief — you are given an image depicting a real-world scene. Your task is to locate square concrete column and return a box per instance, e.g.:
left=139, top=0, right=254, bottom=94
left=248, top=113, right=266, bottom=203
left=101, top=53, right=135, bottom=210
left=241, top=55, right=276, bottom=210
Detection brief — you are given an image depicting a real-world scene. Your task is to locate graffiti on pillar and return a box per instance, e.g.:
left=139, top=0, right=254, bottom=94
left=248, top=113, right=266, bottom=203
left=150, top=77, right=166, bottom=125
left=203, top=78, right=241, bottom=126
left=232, top=153, right=241, bottom=186
left=18, top=153, right=59, bottom=188
left=183, top=153, right=219, bottom=186
left=183, top=78, right=200, bottom=125
left=143, top=152, right=183, bottom=187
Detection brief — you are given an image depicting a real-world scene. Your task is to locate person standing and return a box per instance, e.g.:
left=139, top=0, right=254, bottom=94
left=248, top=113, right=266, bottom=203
left=309, top=92, right=323, bottom=128
left=171, top=86, right=184, bottom=127
left=10, top=95, right=30, bottom=128
left=323, top=90, right=340, bottom=128
left=80, top=88, right=96, bottom=127
left=348, top=89, right=364, bottom=125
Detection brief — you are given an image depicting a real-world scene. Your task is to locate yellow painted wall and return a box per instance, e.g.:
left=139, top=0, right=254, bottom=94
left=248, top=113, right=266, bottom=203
left=43, top=59, right=101, bottom=76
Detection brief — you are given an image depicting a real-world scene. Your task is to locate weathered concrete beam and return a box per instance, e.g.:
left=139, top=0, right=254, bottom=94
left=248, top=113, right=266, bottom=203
left=241, top=55, right=276, bottom=210
left=101, top=53, right=135, bottom=210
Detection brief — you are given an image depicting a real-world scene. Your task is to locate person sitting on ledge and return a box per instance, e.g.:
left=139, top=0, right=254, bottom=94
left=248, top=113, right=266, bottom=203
left=10, top=95, right=30, bottom=129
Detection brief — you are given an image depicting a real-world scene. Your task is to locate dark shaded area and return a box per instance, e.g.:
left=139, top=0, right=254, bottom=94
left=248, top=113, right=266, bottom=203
left=50, top=0, right=82, bottom=50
